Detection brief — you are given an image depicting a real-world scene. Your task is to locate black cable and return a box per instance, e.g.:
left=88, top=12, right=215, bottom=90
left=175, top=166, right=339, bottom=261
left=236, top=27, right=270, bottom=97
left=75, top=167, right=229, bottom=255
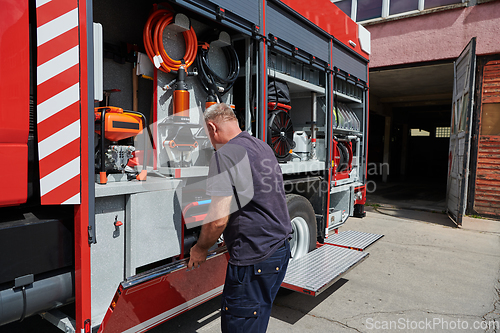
left=337, top=142, right=349, bottom=172
left=196, top=39, right=240, bottom=102
left=270, top=61, right=278, bottom=111
left=100, top=108, right=106, bottom=176
left=19, top=286, right=27, bottom=322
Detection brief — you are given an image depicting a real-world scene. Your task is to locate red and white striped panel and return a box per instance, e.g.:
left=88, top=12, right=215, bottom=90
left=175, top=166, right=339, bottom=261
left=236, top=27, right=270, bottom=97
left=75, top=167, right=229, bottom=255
left=36, top=0, right=81, bottom=205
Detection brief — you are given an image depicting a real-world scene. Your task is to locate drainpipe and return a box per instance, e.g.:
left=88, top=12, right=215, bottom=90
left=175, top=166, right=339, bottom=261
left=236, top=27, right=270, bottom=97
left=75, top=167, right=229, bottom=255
left=0, top=271, right=74, bottom=326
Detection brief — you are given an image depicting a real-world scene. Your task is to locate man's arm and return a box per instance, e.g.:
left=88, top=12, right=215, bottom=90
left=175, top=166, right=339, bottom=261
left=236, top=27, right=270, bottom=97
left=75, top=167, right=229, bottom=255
left=187, top=195, right=232, bottom=270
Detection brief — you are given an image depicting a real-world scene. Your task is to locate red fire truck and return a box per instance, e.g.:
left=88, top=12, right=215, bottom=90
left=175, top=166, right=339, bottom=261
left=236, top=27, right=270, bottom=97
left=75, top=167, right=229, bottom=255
left=0, top=0, right=381, bottom=332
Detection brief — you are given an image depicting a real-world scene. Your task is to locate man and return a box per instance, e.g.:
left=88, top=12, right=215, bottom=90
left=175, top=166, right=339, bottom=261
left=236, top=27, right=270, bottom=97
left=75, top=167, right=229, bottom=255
left=187, top=103, right=292, bottom=332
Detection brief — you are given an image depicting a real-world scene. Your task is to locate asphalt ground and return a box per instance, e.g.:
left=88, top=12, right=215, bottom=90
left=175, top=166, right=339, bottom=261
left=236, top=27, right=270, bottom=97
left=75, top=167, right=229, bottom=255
left=147, top=207, right=500, bottom=333
left=4, top=207, right=500, bottom=333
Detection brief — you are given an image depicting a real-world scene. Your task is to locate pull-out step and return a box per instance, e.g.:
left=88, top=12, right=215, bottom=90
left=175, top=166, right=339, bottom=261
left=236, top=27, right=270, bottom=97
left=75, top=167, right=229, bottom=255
left=281, top=245, right=368, bottom=296
left=326, top=230, right=384, bottom=251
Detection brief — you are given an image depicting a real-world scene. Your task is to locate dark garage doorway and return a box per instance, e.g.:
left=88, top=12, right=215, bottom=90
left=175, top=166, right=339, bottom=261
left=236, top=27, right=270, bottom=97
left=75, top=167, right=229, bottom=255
left=367, top=62, right=454, bottom=210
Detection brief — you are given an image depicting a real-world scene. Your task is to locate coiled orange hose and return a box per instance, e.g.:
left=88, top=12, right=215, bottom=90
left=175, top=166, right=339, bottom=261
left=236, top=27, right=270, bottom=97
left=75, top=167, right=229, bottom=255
left=143, top=8, right=197, bottom=73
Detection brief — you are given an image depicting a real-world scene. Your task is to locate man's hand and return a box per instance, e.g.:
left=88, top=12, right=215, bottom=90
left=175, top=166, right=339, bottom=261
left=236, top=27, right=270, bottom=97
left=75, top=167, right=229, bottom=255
left=187, top=243, right=208, bottom=270
left=186, top=196, right=231, bottom=270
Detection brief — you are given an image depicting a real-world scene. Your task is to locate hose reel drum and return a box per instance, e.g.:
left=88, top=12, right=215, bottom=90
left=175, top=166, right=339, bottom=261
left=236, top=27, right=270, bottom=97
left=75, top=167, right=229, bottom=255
left=333, top=138, right=353, bottom=180
left=267, top=80, right=295, bottom=162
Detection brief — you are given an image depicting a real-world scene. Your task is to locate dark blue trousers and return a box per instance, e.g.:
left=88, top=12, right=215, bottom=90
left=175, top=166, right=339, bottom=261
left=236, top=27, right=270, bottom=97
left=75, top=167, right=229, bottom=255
left=221, top=240, right=290, bottom=333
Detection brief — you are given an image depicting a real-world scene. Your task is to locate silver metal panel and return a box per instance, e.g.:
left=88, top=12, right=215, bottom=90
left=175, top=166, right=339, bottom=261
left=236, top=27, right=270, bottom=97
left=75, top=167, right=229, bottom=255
left=335, top=91, right=362, bottom=104
left=95, top=176, right=181, bottom=198
left=328, top=209, right=344, bottom=231
left=283, top=245, right=368, bottom=295
left=280, top=160, right=326, bottom=174
left=126, top=189, right=183, bottom=277
left=92, top=196, right=126, bottom=325
left=157, top=166, right=209, bottom=178
left=326, top=230, right=384, bottom=251
left=329, top=181, right=364, bottom=194
left=268, top=69, right=326, bottom=94
left=329, top=188, right=352, bottom=227
left=40, top=310, right=76, bottom=333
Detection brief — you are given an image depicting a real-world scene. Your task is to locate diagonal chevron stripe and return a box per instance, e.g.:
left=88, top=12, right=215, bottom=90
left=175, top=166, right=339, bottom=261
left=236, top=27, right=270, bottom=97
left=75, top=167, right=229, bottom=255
left=37, top=82, right=79, bottom=123
left=36, top=1, right=80, bottom=205
left=36, top=0, right=52, bottom=8
left=40, top=157, right=80, bottom=196
left=37, top=8, right=78, bottom=46
left=37, top=46, right=79, bottom=85
left=40, top=175, right=80, bottom=204
left=38, top=120, right=80, bottom=160
left=62, top=193, right=81, bottom=204
left=38, top=138, right=80, bottom=178
left=37, top=28, right=79, bottom=66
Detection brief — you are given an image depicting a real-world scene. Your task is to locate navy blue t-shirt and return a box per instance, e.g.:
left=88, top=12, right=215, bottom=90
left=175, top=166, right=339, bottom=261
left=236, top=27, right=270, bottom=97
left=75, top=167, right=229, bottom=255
left=206, top=131, right=292, bottom=266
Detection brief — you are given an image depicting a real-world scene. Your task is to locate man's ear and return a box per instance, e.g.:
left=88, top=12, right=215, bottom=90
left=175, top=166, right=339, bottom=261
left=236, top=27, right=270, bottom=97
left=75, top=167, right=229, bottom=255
left=207, top=121, right=217, bottom=134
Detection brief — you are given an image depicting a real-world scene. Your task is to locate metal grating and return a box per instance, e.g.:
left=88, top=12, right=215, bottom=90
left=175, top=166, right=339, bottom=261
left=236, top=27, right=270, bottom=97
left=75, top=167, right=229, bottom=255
left=326, top=230, right=384, bottom=251
left=325, top=230, right=384, bottom=251
left=282, top=245, right=368, bottom=296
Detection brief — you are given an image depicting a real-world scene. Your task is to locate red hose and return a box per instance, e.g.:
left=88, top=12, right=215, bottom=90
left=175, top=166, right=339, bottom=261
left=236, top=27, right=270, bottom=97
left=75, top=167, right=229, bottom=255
left=143, top=8, right=197, bottom=73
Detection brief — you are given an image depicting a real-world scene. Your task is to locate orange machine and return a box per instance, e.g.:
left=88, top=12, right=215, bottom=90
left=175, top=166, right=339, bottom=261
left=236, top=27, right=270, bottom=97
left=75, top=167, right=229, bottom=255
left=94, top=106, right=148, bottom=184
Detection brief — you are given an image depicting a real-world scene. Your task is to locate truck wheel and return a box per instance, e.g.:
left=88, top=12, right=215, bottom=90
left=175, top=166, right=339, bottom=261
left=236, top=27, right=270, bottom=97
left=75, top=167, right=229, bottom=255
left=286, top=194, right=317, bottom=260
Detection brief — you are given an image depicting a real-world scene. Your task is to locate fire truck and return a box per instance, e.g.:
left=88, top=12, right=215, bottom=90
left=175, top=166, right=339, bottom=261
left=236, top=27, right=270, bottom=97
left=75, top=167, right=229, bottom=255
left=0, top=0, right=382, bottom=332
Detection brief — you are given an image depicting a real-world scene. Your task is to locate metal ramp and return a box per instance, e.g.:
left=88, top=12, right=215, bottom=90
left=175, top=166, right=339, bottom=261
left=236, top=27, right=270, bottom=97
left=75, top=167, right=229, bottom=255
left=282, top=245, right=368, bottom=296
left=326, top=230, right=384, bottom=251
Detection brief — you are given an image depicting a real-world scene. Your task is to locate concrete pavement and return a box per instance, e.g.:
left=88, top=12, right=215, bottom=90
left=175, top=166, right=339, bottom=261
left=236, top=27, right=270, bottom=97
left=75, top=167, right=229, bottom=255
left=151, top=207, right=500, bottom=333
left=268, top=208, right=500, bottom=332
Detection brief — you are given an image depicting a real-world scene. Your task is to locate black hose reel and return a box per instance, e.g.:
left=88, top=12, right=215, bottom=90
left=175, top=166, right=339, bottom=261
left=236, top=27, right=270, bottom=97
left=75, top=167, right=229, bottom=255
left=334, top=140, right=353, bottom=174
left=268, top=108, right=295, bottom=162
left=267, top=79, right=295, bottom=162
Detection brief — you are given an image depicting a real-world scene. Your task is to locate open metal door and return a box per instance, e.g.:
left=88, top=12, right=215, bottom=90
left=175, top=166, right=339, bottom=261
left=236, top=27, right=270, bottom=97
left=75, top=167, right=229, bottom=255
left=446, top=38, right=476, bottom=225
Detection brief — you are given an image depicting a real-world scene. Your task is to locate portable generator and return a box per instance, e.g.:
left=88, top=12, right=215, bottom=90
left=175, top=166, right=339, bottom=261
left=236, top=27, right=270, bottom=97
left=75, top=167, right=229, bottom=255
left=94, top=106, right=149, bottom=184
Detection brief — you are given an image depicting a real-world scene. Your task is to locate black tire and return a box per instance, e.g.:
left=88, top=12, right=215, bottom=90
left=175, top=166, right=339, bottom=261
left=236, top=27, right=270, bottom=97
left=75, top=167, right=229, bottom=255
left=286, top=194, right=317, bottom=260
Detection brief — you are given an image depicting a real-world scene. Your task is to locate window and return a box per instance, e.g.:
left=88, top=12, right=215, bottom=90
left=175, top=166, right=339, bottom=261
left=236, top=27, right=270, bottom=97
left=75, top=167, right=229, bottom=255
left=424, top=0, right=462, bottom=9
left=357, top=0, right=383, bottom=21
left=346, top=0, right=464, bottom=22
left=481, top=103, right=500, bottom=135
left=333, top=0, right=352, bottom=17
left=389, top=0, right=419, bottom=15
left=411, top=128, right=430, bottom=136
left=436, top=127, right=451, bottom=138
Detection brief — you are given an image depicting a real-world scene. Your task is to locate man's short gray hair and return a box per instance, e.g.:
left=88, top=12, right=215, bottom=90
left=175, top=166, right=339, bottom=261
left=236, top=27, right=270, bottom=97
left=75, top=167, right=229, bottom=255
left=204, top=103, right=237, bottom=123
